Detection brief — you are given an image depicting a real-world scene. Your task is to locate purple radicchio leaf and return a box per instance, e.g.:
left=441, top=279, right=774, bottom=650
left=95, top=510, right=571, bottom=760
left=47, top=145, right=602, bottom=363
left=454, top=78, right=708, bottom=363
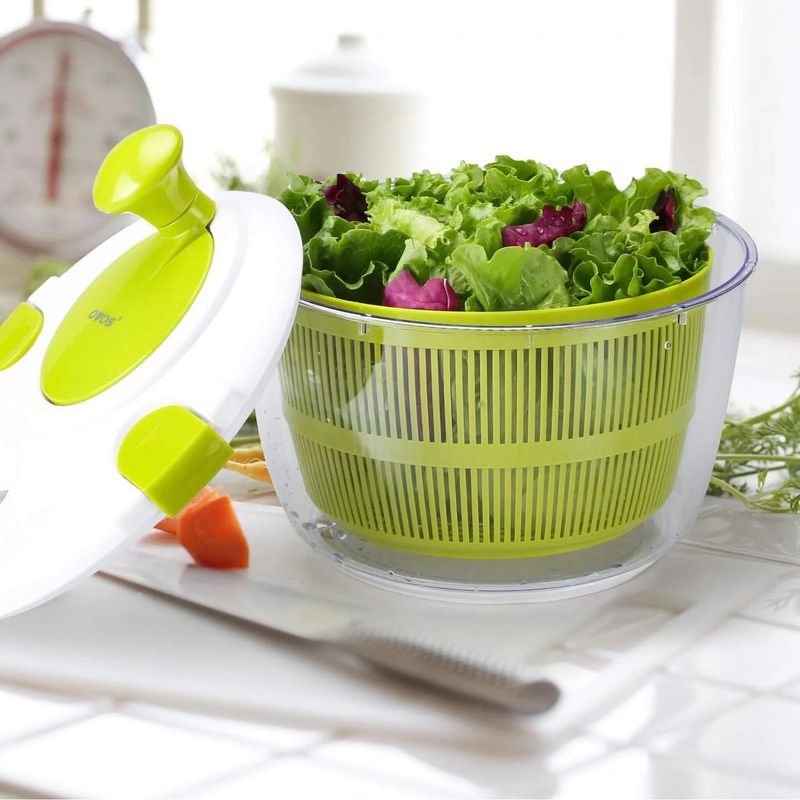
left=322, top=174, right=369, bottom=222
left=383, top=269, right=460, bottom=311
left=650, top=188, right=677, bottom=232
left=501, top=199, right=587, bottom=248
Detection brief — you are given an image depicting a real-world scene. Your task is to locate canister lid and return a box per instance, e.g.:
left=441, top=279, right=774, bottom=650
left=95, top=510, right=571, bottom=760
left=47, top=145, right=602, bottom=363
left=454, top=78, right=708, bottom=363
left=271, top=33, right=416, bottom=96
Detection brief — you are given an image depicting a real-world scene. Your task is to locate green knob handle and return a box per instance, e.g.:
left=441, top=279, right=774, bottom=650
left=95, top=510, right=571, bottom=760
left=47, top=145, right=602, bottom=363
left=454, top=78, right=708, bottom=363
left=93, top=124, right=215, bottom=235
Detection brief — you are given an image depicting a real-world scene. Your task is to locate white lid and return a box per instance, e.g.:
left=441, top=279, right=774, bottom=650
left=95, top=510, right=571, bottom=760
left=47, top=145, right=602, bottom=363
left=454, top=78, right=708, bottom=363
left=0, top=190, right=302, bottom=617
left=271, top=33, right=417, bottom=96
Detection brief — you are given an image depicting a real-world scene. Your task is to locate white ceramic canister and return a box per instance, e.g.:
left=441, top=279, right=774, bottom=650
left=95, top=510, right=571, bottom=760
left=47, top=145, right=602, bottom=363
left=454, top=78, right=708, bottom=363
left=269, top=33, right=426, bottom=190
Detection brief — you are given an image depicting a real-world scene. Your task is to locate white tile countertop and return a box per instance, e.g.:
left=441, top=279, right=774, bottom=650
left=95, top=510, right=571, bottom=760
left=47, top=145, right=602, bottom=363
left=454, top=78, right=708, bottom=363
left=0, top=327, right=798, bottom=799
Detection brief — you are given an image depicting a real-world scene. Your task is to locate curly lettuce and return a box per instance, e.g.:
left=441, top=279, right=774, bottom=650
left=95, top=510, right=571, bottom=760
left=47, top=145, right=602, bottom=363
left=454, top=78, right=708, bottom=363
left=278, top=158, right=715, bottom=312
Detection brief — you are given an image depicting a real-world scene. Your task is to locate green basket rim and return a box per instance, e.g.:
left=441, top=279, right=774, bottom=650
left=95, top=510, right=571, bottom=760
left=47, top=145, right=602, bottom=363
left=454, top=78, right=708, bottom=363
left=300, top=258, right=711, bottom=327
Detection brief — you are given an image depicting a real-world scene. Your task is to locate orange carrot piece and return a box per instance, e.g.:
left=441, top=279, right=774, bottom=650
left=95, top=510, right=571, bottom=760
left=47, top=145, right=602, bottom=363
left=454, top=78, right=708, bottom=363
left=155, top=486, right=220, bottom=534
left=177, top=494, right=249, bottom=570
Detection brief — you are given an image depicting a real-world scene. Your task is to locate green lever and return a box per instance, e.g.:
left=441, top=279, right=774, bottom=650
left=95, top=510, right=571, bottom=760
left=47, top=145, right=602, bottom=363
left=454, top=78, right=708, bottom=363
left=93, top=124, right=215, bottom=236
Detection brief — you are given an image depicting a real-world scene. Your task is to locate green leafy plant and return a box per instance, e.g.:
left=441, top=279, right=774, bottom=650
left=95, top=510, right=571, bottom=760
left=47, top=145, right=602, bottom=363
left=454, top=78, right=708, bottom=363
left=709, top=372, right=800, bottom=512
left=211, top=149, right=271, bottom=195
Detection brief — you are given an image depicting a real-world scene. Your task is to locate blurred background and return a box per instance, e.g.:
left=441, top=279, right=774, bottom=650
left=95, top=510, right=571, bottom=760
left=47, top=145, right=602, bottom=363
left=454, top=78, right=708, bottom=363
left=0, top=0, right=797, bottom=331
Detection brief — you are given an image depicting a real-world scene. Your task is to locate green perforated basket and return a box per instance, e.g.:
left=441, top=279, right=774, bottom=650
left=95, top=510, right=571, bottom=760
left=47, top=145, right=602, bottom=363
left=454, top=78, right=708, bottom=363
left=278, top=266, right=709, bottom=559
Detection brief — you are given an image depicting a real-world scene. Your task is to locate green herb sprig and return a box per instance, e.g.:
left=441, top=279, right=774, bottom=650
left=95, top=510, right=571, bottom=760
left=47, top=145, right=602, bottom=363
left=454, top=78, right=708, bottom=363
left=709, top=370, right=800, bottom=513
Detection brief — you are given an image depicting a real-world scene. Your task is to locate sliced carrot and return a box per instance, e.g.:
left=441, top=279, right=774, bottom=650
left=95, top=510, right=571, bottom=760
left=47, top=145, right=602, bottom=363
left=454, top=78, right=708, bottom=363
left=177, top=494, right=249, bottom=570
left=155, top=486, right=220, bottom=534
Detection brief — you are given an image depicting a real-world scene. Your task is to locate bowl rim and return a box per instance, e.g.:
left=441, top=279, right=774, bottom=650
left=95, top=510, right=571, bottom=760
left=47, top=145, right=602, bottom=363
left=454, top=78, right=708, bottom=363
left=298, top=213, right=757, bottom=331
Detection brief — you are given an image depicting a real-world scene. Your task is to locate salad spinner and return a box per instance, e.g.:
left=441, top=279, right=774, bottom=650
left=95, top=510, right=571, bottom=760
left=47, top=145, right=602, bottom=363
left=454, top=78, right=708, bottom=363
left=0, top=125, right=758, bottom=616
left=259, top=217, right=757, bottom=599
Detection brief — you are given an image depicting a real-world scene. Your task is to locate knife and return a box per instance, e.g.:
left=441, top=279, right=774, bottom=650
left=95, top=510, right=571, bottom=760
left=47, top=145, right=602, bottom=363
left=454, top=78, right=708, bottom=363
left=104, top=548, right=559, bottom=715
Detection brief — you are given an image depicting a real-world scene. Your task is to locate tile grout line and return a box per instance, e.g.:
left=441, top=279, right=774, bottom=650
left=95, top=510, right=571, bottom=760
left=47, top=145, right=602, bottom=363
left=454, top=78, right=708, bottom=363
left=620, top=667, right=800, bottom=786
left=0, top=706, right=113, bottom=798
left=0, top=703, right=112, bottom=750
left=550, top=700, right=800, bottom=794
left=680, top=540, right=800, bottom=569
left=310, top=749, right=494, bottom=799
left=0, top=664, right=368, bottom=738
left=652, top=739, right=800, bottom=790
left=733, top=610, right=800, bottom=634
left=664, top=659, right=800, bottom=695
left=535, top=602, right=773, bottom=735
left=161, top=753, right=279, bottom=800
left=590, top=684, right=747, bottom=747
left=117, top=700, right=334, bottom=756
left=664, top=636, right=800, bottom=697
left=165, top=729, right=350, bottom=799
left=651, top=750, right=800, bottom=792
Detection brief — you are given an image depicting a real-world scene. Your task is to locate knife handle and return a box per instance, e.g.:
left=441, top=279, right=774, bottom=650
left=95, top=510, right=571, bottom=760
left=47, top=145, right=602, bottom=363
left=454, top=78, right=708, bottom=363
left=339, top=627, right=560, bottom=715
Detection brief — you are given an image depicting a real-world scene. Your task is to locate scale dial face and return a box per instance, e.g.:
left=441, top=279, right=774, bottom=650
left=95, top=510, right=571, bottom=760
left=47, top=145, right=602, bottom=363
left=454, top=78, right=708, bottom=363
left=0, top=21, right=155, bottom=258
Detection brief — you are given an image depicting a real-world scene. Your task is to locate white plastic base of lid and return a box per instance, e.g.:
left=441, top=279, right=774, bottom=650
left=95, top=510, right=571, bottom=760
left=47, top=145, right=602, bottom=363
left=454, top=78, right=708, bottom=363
left=0, top=192, right=301, bottom=617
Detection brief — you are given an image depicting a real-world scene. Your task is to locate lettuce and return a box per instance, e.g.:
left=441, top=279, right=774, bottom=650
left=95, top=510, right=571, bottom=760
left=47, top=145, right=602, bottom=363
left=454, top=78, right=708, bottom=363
left=368, top=196, right=452, bottom=248
left=554, top=215, right=711, bottom=304
left=303, top=216, right=407, bottom=304
left=560, top=165, right=624, bottom=219
left=501, top=200, right=587, bottom=247
left=322, top=173, right=369, bottom=222
left=284, top=157, right=715, bottom=311
left=651, top=188, right=676, bottom=232
left=383, top=270, right=459, bottom=311
left=278, top=173, right=330, bottom=244
left=448, top=244, right=570, bottom=312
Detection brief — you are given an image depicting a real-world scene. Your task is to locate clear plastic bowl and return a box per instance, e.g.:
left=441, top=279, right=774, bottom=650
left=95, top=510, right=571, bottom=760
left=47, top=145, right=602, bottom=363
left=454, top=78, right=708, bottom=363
left=258, top=214, right=757, bottom=601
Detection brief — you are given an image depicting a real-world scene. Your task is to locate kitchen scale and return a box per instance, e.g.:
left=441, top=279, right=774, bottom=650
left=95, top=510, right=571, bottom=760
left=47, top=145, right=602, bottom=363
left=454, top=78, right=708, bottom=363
left=0, top=124, right=302, bottom=617
left=0, top=17, right=155, bottom=258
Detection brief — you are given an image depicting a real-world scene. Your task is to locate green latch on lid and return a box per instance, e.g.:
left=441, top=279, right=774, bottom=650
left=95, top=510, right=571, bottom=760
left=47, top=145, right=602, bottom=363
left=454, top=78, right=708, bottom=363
left=118, top=406, right=233, bottom=517
left=41, top=125, right=216, bottom=405
left=0, top=304, right=43, bottom=371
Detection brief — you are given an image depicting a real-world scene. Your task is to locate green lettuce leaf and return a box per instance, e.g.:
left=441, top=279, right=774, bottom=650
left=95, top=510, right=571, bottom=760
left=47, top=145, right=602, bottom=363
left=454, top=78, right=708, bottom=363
left=370, top=170, right=451, bottom=203
left=278, top=173, right=330, bottom=244
left=367, top=196, right=452, bottom=248
left=304, top=218, right=407, bottom=303
left=388, top=238, right=429, bottom=283
left=448, top=244, right=570, bottom=312
left=561, top=165, right=624, bottom=219
left=620, top=168, right=715, bottom=233
left=563, top=220, right=712, bottom=304
left=302, top=260, right=389, bottom=303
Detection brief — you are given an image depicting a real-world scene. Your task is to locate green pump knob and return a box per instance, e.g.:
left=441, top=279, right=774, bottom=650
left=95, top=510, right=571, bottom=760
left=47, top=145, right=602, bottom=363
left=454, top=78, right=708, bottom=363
left=41, top=124, right=216, bottom=406
left=93, top=124, right=215, bottom=236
